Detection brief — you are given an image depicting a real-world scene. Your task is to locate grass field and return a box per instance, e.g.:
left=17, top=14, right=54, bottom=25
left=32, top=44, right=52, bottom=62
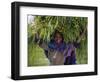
left=28, top=42, right=50, bottom=66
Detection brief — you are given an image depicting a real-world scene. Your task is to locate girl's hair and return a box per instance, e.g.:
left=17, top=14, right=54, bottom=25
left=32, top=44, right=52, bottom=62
left=52, top=30, right=64, bottom=42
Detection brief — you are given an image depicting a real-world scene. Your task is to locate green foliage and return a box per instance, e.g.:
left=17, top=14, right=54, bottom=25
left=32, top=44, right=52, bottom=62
left=28, top=42, right=49, bottom=66
left=28, top=15, right=88, bottom=66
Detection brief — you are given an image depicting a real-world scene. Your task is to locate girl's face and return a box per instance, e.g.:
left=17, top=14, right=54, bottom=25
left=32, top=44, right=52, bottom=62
left=54, top=33, right=63, bottom=44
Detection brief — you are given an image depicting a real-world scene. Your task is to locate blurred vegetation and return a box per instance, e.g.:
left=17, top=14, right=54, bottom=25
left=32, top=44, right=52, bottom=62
left=28, top=15, right=88, bottom=66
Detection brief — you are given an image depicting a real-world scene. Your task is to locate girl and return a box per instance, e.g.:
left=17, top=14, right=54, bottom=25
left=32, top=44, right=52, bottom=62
left=35, top=30, right=76, bottom=65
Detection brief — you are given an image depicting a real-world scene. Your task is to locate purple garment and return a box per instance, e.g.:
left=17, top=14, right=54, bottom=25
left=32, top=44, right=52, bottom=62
left=64, top=43, right=76, bottom=64
left=48, top=41, right=76, bottom=64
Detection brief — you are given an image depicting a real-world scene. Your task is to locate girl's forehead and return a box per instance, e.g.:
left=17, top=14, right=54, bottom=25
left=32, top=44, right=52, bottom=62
left=55, top=33, right=62, bottom=37
left=55, top=33, right=61, bottom=35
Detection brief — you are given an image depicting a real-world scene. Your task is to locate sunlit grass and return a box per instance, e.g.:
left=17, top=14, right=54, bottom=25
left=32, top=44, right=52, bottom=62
left=28, top=43, right=49, bottom=66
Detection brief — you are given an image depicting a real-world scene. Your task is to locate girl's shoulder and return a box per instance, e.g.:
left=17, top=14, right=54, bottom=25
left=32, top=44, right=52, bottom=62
left=66, top=42, right=74, bottom=49
left=48, top=40, right=55, bottom=49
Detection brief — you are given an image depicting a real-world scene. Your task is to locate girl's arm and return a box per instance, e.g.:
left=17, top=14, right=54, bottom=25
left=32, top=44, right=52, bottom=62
left=64, top=43, right=76, bottom=65
left=34, top=33, right=48, bottom=50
